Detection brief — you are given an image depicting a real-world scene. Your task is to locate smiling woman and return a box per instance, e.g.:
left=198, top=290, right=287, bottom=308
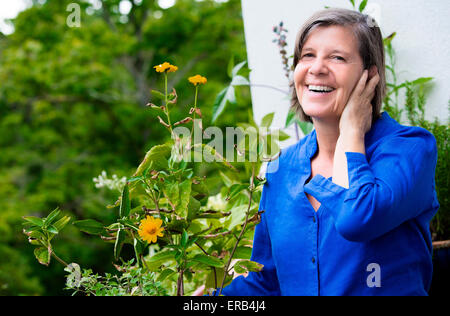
left=215, top=8, right=440, bottom=296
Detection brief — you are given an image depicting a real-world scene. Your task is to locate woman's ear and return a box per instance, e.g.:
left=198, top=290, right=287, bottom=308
left=368, top=65, right=378, bottom=79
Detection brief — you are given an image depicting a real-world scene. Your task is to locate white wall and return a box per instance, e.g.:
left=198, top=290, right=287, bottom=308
left=241, top=0, right=450, bottom=146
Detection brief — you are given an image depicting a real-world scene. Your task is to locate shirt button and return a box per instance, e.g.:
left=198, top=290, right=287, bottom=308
left=312, top=257, right=316, bottom=264
left=313, top=217, right=316, bottom=223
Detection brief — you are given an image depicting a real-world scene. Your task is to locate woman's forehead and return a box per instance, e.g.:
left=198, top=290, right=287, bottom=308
left=302, top=25, right=359, bottom=54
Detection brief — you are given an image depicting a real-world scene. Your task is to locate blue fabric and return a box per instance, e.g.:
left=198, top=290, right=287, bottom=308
left=222, top=111, right=439, bottom=296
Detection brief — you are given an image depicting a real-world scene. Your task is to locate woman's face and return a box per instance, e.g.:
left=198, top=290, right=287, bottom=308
left=294, top=25, right=364, bottom=121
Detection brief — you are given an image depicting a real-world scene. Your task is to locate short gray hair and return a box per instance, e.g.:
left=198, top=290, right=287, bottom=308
left=290, top=8, right=386, bottom=125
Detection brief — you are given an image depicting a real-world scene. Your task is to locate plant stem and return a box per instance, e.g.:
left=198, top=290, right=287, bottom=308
left=177, top=269, right=184, bottom=296
left=164, top=72, right=173, bottom=135
left=218, top=163, right=255, bottom=295
left=52, top=252, right=69, bottom=267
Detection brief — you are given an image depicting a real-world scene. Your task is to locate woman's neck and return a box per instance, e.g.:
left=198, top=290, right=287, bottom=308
left=311, top=117, right=340, bottom=162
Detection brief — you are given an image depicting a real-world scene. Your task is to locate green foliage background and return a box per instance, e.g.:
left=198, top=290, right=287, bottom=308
left=0, top=0, right=251, bottom=295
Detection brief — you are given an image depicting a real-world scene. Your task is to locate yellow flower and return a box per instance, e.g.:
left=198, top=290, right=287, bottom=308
left=154, top=62, right=178, bottom=73
left=138, top=216, right=164, bottom=244
left=188, top=75, right=207, bottom=86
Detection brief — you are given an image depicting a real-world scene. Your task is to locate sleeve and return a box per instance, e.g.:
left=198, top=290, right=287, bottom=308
left=220, top=181, right=282, bottom=296
left=304, top=132, right=438, bottom=242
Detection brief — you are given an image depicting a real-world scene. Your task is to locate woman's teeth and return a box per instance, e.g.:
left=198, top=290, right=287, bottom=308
left=308, top=85, right=335, bottom=93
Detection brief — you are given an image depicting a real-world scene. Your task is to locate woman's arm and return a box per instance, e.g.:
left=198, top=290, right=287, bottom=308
left=332, top=68, right=378, bottom=189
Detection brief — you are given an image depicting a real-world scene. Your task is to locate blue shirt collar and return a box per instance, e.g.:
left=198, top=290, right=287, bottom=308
left=303, top=111, right=394, bottom=160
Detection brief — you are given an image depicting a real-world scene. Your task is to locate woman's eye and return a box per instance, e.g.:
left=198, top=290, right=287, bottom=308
left=301, top=53, right=314, bottom=59
left=332, top=55, right=345, bottom=61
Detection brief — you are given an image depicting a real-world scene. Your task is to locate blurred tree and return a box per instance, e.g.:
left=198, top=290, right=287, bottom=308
left=0, top=0, right=249, bottom=295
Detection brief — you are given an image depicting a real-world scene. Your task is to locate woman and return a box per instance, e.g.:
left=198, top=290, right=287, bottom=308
left=209, top=8, right=439, bottom=296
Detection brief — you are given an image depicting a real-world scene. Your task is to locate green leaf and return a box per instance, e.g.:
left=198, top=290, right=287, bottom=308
left=285, top=109, right=297, bottom=128
left=232, top=60, right=247, bottom=77
left=211, top=86, right=236, bottom=123
left=147, top=250, right=177, bottom=263
left=233, top=260, right=263, bottom=273
left=133, top=143, right=172, bottom=176
left=187, top=195, right=201, bottom=220
left=234, top=246, right=252, bottom=259
left=260, top=112, right=275, bottom=129
left=23, top=216, right=44, bottom=227
left=298, top=121, right=314, bottom=136
left=120, top=183, right=131, bottom=218
left=383, top=32, right=396, bottom=46
left=150, top=89, right=165, bottom=101
left=34, top=247, right=51, bottom=266
left=177, top=180, right=191, bottom=218
left=226, top=183, right=248, bottom=201
left=191, top=254, right=224, bottom=268
left=227, top=55, right=235, bottom=78
left=358, top=0, right=368, bottom=12
left=156, top=269, right=176, bottom=282
left=270, top=129, right=290, bottom=142
left=219, top=171, right=235, bottom=188
left=349, top=0, right=355, bottom=8
left=181, top=230, right=189, bottom=248
left=410, top=77, right=433, bottom=86
left=163, top=182, right=179, bottom=212
left=205, top=267, right=225, bottom=290
left=73, top=219, right=105, bottom=235
left=45, top=208, right=61, bottom=226
left=53, top=216, right=71, bottom=232
left=114, top=227, right=126, bottom=261
left=133, top=236, right=146, bottom=262
left=231, top=75, right=249, bottom=86
left=46, top=225, right=58, bottom=234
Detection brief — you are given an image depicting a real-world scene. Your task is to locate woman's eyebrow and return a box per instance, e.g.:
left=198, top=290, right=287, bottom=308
left=330, top=49, right=350, bottom=56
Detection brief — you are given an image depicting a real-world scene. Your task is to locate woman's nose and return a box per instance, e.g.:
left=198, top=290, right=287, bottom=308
left=308, top=58, right=329, bottom=76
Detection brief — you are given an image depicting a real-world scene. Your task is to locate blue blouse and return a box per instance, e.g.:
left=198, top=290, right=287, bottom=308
left=222, top=111, right=439, bottom=296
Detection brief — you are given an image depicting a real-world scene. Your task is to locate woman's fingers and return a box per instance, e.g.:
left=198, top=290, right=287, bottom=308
left=363, top=71, right=380, bottom=98
left=353, top=69, right=369, bottom=97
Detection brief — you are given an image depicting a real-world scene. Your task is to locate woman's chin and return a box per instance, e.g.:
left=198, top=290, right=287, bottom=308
left=303, top=107, right=340, bottom=122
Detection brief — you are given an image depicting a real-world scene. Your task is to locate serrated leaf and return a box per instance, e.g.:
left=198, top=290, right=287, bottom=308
left=34, top=247, right=51, bottom=266
left=133, top=144, right=172, bottom=176
left=234, top=260, right=263, bottom=273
